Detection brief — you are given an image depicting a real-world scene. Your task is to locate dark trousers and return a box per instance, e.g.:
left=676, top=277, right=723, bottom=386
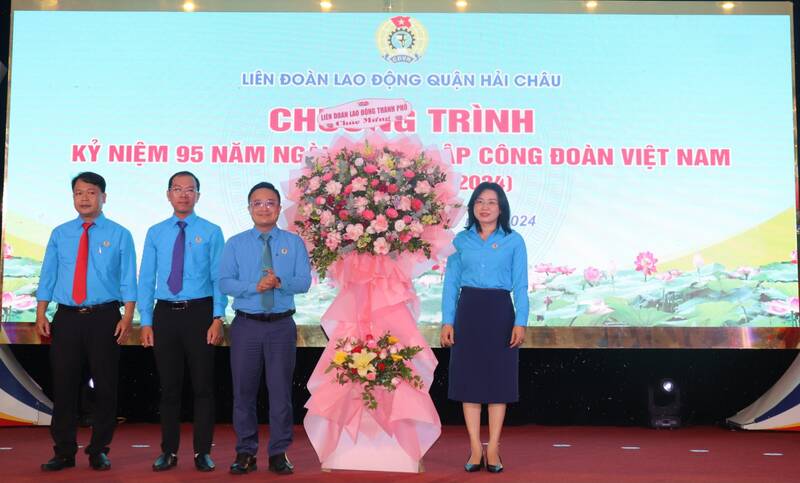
left=153, top=299, right=215, bottom=454
left=50, top=305, right=120, bottom=458
left=230, top=314, right=296, bottom=457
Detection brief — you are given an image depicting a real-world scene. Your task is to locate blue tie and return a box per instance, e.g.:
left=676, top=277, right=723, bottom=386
left=261, top=232, right=274, bottom=312
left=167, top=221, right=186, bottom=295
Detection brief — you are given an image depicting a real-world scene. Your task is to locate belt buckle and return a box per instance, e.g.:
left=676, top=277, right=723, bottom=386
left=77, top=306, right=92, bottom=314
left=172, top=301, right=189, bottom=310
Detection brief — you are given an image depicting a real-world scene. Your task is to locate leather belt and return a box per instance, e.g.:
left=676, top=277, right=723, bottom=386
left=156, top=296, right=213, bottom=310
left=58, top=301, right=121, bottom=314
left=235, top=309, right=295, bottom=322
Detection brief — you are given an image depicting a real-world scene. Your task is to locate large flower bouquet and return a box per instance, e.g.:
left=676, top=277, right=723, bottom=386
left=291, top=139, right=461, bottom=277
left=326, top=332, right=424, bottom=409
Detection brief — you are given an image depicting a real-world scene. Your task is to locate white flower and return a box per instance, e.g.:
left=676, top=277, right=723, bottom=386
left=325, top=181, right=343, bottom=196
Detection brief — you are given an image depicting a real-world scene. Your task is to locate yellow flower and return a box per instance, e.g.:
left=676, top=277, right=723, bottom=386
left=350, top=351, right=378, bottom=376
left=387, top=335, right=399, bottom=344
left=391, top=354, right=403, bottom=362
left=333, top=351, right=348, bottom=365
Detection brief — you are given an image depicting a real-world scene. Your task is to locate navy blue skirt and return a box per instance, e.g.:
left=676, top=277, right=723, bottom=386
left=448, top=286, right=519, bottom=403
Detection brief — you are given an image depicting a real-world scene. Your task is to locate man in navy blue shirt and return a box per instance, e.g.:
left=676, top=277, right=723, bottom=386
left=35, top=172, right=137, bottom=472
left=220, top=182, right=311, bottom=475
left=138, top=171, right=226, bottom=472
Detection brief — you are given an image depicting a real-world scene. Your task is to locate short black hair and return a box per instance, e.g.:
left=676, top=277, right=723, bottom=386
left=71, top=172, right=106, bottom=193
left=465, top=182, right=512, bottom=234
left=168, top=171, right=200, bottom=191
left=247, top=182, right=281, bottom=204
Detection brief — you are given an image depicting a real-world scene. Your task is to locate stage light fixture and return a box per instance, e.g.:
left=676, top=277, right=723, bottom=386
left=455, top=0, right=468, bottom=9
left=721, top=2, right=735, bottom=10
left=182, top=1, right=195, bottom=12
left=648, top=378, right=682, bottom=429
left=320, top=1, right=333, bottom=11
left=586, top=1, right=598, bottom=9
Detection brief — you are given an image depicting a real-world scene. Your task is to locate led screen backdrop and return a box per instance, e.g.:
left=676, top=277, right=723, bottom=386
left=2, top=1, right=797, bottom=345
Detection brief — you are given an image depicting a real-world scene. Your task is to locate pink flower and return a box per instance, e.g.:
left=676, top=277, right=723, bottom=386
left=365, top=372, right=377, bottom=381
left=364, top=164, right=378, bottom=174
left=353, top=196, right=369, bottom=210
left=354, top=157, right=365, bottom=167
left=307, top=176, right=321, bottom=191
left=693, top=253, right=705, bottom=270
left=556, top=266, right=575, bottom=276
left=373, top=237, right=390, bottom=255
left=394, top=220, right=406, bottom=231
left=387, top=184, right=398, bottom=194
left=765, top=299, right=792, bottom=316
left=530, top=272, right=548, bottom=290
left=736, top=266, right=759, bottom=279
left=325, top=232, right=341, bottom=250
left=351, top=177, right=368, bottom=192
left=583, top=266, right=603, bottom=284
left=543, top=296, right=553, bottom=306
left=534, top=263, right=553, bottom=273
left=11, top=294, right=36, bottom=311
left=386, top=208, right=399, bottom=219
left=366, top=339, right=378, bottom=350
left=345, top=223, right=364, bottom=241
left=371, top=215, right=389, bottom=233
left=2, top=243, right=12, bottom=259
left=403, top=170, right=415, bottom=179
left=2, top=292, right=14, bottom=308
left=370, top=179, right=380, bottom=188
left=586, top=300, right=613, bottom=315
left=315, top=196, right=326, bottom=205
left=391, top=377, right=401, bottom=386
left=414, top=180, right=432, bottom=194
left=373, top=191, right=390, bottom=204
left=325, top=181, right=342, bottom=196
left=634, top=251, right=658, bottom=277
left=402, top=215, right=413, bottom=224
left=791, top=297, right=800, bottom=313
left=322, top=172, right=334, bottom=182
left=399, top=233, right=412, bottom=243
left=319, top=210, right=335, bottom=226
left=343, top=184, right=353, bottom=195
left=379, top=349, right=388, bottom=359
left=409, top=221, right=424, bottom=236
left=338, top=210, right=349, bottom=221
left=792, top=250, right=798, bottom=264
left=411, top=198, right=424, bottom=211
left=361, top=209, right=375, bottom=221
left=398, top=197, right=412, bottom=211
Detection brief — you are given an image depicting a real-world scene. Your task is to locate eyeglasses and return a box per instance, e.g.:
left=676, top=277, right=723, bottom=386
left=249, top=200, right=279, bottom=209
left=170, top=187, right=197, bottom=195
left=475, top=199, right=499, bottom=207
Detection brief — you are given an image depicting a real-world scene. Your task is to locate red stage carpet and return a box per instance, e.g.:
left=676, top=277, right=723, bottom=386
left=0, top=424, right=797, bottom=482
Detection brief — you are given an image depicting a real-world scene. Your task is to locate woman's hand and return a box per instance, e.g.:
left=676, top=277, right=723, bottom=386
left=509, top=326, right=525, bottom=348
left=440, top=324, right=455, bottom=347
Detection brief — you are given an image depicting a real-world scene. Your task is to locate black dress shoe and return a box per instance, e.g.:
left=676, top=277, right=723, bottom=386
left=229, top=453, right=257, bottom=475
left=41, top=456, right=75, bottom=471
left=464, top=456, right=484, bottom=472
left=268, top=453, right=294, bottom=475
left=194, top=453, right=215, bottom=472
left=152, top=453, right=178, bottom=471
left=88, top=452, right=111, bottom=471
left=486, top=456, right=503, bottom=473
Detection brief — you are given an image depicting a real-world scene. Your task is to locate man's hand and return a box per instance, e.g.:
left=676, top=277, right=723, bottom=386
left=115, top=315, right=132, bottom=345
left=440, top=324, right=455, bottom=347
left=140, top=326, right=154, bottom=347
left=256, top=269, right=280, bottom=292
left=207, top=318, right=224, bottom=345
left=35, top=313, right=51, bottom=338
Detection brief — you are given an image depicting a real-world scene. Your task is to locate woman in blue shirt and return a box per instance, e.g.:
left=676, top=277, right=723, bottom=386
left=440, top=182, right=529, bottom=473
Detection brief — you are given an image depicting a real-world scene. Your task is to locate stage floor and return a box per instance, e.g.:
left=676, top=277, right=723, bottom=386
left=0, top=424, right=797, bottom=482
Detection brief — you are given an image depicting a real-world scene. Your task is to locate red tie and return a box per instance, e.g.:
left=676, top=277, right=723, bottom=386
left=72, top=222, right=93, bottom=305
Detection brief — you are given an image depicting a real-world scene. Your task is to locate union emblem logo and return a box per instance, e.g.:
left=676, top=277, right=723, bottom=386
left=376, top=16, right=428, bottom=63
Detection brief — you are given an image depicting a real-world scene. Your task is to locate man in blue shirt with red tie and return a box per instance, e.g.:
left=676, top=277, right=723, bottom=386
left=35, top=171, right=137, bottom=472
left=220, top=182, right=311, bottom=476
left=137, top=171, right=226, bottom=473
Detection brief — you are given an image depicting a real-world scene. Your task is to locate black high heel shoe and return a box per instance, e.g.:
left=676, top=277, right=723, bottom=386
left=464, top=455, right=484, bottom=472
left=486, top=455, right=503, bottom=473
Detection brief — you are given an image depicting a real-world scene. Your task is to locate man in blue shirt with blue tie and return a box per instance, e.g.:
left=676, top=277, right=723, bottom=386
left=220, top=182, right=311, bottom=476
left=137, top=171, right=226, bottom=473
left=35, top=171, right=137, bottom=472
